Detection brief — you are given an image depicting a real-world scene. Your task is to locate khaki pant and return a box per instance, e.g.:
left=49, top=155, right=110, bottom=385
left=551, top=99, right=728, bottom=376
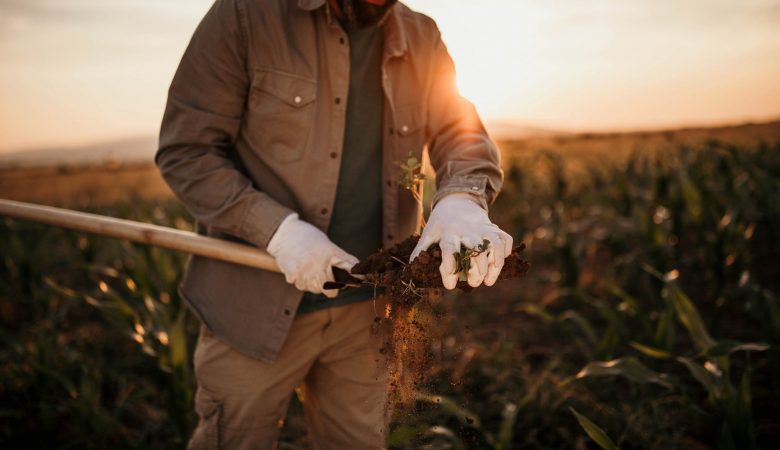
left=188, top=297, right=391, bottom=450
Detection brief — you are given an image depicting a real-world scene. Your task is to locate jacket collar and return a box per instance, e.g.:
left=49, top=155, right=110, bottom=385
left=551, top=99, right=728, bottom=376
left=297, top=0, right=408, bottom=57
left=382, top=4, right=408, bottom=58
left=297, top=0, right=325, bottom=11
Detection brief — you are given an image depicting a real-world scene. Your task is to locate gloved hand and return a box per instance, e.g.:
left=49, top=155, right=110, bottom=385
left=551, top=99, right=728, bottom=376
left=267, top=213, right=359, bottom=298
left=410, top=193, right=513, bottom=290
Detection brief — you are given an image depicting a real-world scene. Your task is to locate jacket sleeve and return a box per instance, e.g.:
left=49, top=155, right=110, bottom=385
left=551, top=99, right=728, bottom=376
left=425, top=29, right=503, bottom=211
left=155, top=0, right=293, bottom=249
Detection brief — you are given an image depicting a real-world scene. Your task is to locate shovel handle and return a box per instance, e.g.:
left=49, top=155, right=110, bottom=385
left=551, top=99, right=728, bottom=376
left=0, top=199, right=281, bottom=273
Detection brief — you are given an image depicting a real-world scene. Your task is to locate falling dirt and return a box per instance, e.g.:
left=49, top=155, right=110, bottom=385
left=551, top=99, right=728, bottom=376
left=358, top=235, right=531, bottom=409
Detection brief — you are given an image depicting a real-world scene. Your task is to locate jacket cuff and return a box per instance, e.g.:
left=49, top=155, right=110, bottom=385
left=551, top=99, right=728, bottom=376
left=240, top=200, right=296, bottom=250
left=432, top=175, right=490, bottom=211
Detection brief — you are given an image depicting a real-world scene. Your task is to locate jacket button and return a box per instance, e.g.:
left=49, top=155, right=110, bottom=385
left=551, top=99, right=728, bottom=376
left=294, top=96, right=302, bottom=104
left=339, top=37, right=345, bottom=45
left=321, top=208, right=329, bottom=215
left=386, top=234, right=393, bottom=240
left=389, top=128, right=394, bottom=135
left=386, top=180, right=392, bottom=187
left=330, top=152, right=338, bottom=159
left=335, top=97, right=341, bottom=105
left=401, top=125, right=409, bottom=133
left=284, top=309, right=291, bottom=316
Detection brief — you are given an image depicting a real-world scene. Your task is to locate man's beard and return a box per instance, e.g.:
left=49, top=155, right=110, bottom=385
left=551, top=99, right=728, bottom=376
left=336, top=0, right=398, bottom=30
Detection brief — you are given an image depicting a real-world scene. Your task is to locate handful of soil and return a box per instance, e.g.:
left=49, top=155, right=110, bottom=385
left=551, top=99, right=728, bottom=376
left=351, top=235, right=530, bottom=306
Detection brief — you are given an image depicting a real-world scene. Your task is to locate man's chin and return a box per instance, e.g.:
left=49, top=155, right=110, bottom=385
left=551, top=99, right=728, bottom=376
left=338, top=0, right=398, bottom=30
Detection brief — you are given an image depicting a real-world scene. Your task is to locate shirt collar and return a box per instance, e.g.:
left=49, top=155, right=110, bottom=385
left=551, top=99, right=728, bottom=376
left=297, top=0, right=408, bottom=58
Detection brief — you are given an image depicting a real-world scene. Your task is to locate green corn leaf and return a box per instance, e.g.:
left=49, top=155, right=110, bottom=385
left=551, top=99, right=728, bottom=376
left=42, top=276, right=79, bottom=298
left=386, top=424, right=429, bottom=447
left=427, top=426, right=468, bottom=450
left=169, top=309, right=189, bottom=369
left=699, top=340, right=769, bottom=358
left=516, top=303, right=556, bottom=323
left=642, top=264, right=716, bottom=353
left=677, top=168, right=702, bottom=221
left=668, top=285, right=716, bottom=352
left=640, top=264, right=666, bottom=281
left=609, top=284, right=639, bottom=315
left=629, top=341, right=673, bottom=359
left=739, top=365, right=753, bottom=424
left=569, top=407, right=618, bottom=450
left=677, top=357, right=721, bottom=400
left=595, top=324, right=621, bottom=361
left=654, top=307, right=676, bottom=350
left=104, top=292, right=138, bottom=319
left=561, top=310, right=598, bottom=345
left=416, top=392, right=482, bottom=429
left=496, top=402, right=518, bottom=450
left=91, top=265, right=121, bottom=279
left=576, top=356, right=673, bottom=388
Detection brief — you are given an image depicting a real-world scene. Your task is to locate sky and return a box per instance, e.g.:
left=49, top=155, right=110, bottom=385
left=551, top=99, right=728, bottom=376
left=0, top=0, right=779, bottom=152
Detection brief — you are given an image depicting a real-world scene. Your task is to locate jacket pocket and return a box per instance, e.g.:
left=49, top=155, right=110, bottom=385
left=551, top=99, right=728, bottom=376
left=393, top=103, right=426, bottom=160
left=393, top=103, right=427, bottom=229
left=247, top=68, right=317, bottom=163
left=188, top=386, right=223, bottom=450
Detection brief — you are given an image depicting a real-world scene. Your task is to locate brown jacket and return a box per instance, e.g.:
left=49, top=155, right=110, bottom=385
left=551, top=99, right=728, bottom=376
left=156, top=0, right=502, bottom=362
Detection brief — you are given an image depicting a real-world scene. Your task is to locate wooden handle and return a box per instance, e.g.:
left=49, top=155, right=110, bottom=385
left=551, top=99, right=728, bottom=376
left=0, top=199, right=281, bottom=273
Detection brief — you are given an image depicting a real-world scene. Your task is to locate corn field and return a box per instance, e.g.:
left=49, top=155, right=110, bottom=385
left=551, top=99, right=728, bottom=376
left=1, top=138, right=778, bottom=449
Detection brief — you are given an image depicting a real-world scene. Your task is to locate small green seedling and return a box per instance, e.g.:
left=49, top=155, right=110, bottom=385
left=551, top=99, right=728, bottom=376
left=453, top=239, right=491, bottom=281
left=395, top=153, right=426, bottom=196
left=396, top=153, right=427, bottom=226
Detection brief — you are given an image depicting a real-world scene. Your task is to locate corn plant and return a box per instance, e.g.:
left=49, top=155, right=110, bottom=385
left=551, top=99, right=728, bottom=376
left=0, top=200, right=197, bottom=449
left=2, top=136, right=779, bottom=449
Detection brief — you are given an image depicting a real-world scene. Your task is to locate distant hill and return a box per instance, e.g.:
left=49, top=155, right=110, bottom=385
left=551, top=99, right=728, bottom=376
left=499, top=119, right=780, bottom=166
left=0, top=136, right=158, bottom=170
left=0, top=122, right=566, bottom=169
left=484, top=121, right=567, bottom=140
left=1, top=118, right=778, bottom=170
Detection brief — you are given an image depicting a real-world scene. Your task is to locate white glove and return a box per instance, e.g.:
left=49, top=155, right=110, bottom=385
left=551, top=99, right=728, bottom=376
left=267, top=213, right=359, bottom=298
left=410, top=193, right=513, bottom=290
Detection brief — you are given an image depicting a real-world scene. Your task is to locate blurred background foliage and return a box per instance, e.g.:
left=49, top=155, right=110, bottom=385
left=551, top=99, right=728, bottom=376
left=1, top=139, right=779, bottom=449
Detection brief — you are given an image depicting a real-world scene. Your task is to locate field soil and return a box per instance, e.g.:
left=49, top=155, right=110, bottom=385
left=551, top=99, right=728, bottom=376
left=352, top=235, right=530, bottom=306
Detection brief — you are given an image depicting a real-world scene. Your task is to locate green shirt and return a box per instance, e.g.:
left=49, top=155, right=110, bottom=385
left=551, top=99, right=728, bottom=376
left=297, top=24, right=384, bottom=314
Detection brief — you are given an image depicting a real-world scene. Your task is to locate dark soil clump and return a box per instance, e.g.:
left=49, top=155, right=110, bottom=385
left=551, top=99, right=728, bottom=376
left=352, top=235, right=530, bottom=306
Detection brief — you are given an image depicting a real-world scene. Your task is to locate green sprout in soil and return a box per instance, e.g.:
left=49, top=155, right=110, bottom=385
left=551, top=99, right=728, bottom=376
left=454, top=239, right=491, bottom=282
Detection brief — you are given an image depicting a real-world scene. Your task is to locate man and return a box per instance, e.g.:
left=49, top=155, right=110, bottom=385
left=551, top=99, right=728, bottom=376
left=156, top=0, right=512, bottom=448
